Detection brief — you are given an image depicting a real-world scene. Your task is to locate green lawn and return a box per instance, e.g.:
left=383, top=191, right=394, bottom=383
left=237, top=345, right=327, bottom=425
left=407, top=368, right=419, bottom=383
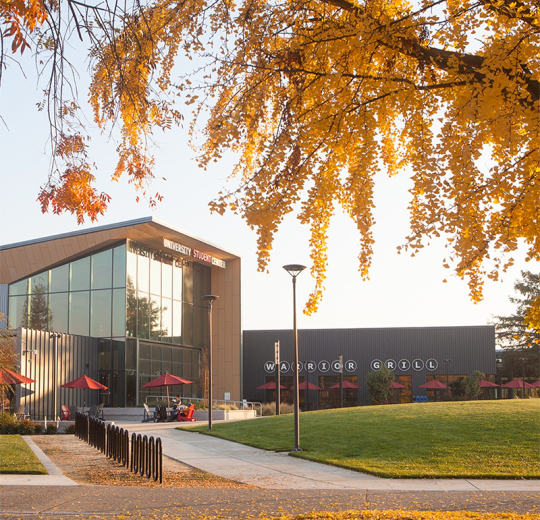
left=0, top=436, right=47, bottom=474
left=185, top=400, right=540, bottom=479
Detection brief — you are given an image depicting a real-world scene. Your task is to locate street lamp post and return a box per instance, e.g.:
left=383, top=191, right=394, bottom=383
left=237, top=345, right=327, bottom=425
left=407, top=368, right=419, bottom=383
left=202, top=295, right=219, bottom=431
left=443, top=359, right=452, bottom=400
left=518, top=356, right=528, bottom=398
left=50, top=332, right=62, bottom=421
left=283, top=264, right=306, bottom=452
left=275, top=341, right=281, bottom=416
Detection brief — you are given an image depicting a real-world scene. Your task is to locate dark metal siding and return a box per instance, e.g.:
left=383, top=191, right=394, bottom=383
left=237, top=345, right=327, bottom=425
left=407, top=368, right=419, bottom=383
left=16, top=328, right=100, bottom=420
left=243, top=326, right=495, bottom=403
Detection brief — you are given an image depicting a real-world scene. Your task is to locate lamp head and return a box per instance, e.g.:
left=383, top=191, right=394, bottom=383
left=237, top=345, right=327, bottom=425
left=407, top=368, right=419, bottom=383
left=283, top=264, right=306, bottom=278
left=202, top=295, right=219, bottom=305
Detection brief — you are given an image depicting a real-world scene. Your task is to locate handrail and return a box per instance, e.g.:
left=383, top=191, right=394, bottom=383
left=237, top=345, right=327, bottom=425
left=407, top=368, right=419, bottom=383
left=144, top=395, right=263, bottom=416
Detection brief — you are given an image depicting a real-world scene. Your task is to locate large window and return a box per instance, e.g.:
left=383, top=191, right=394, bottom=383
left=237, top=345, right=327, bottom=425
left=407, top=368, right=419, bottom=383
left=318, top=376, right=359, bottom=410
left=138, top=341, right=201, bottom=403
left=91, top=250, right=113, bottom=290
left=126, top=240, right=209, bottom=348
left=8, top=243, right=126, bottom=337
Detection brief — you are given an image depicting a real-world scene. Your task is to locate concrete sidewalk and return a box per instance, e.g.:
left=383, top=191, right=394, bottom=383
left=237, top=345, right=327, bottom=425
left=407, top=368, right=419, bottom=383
left=1, top=422, right=539, bottom=492
left=121, top=422, right=540, bottom=492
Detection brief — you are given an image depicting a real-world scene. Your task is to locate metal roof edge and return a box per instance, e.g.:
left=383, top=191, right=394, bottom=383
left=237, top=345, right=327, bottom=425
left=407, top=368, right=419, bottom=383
left=0, top=217, right=154, bottom=251
left=0, top=216, right=241, bottom=258
left=150, top=217, right=242, bottom=258
left=243, top=325, right=495, bottom=333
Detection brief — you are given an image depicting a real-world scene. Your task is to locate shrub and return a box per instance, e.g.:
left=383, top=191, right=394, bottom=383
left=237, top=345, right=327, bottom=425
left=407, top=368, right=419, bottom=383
left=214, top=403, right=239, bottom=410
left=0, top=412, right=17, bottom=433
left=461, top=370, right=485, bottom=400
left=45, top=423, right=58, bottom=434
left=33, top=423, right=44, bottom=434
left=17, top=420, right=35, bottom=435
left=261, top=402, right=294, bottom=416
left=63, top=424, right=75, bottom=434
left=366, top=368, right=396, bottom=404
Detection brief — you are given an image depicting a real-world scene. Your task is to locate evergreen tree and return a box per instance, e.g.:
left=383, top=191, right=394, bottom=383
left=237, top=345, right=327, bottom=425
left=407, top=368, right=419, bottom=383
left=493, top=271, right=540, bottom=380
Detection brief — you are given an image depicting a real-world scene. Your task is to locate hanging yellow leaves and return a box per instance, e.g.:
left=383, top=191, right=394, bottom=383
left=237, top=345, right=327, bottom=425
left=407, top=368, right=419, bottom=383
left=2, top=0, right=539, bottom=321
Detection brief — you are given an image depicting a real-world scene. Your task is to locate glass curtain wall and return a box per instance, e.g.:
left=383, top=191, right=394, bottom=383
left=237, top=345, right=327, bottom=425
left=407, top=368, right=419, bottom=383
left=8, top=243, right=127, bottom=338
left=8, top=239, right=211, bottom=407
left=126, top=240, right=210, bottom=406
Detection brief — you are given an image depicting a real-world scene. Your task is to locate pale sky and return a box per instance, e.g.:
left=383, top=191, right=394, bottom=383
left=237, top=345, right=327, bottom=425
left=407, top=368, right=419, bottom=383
left=1, top=50, right=537, bottom=332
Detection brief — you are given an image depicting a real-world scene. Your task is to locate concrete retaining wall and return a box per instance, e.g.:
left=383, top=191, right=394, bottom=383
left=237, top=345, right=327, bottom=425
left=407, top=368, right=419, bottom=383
left=102, top=408, right=257, bottom=422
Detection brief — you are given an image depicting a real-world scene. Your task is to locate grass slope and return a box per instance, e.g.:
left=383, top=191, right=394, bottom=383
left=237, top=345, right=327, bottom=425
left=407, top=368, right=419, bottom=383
left=0, top=435, right=47, bottom=474
left=187, top=400, right=539, bottom=479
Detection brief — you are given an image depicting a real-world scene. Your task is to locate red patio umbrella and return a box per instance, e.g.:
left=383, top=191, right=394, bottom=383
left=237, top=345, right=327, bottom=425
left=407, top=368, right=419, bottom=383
left=0, top=368, right=35, bottom=414
left=61, top=375, right=108, bottom=409
left=142, top=373, right=193, bottom=407
left=501, top=380, right=534, bottom=389
left=256, top=381, right=287, bottom=390
left=530, top=381, right=540, bottom=388
left=0, top=368, right=35, bottom=385
left=418, top=380, right=448, bottom=389
left=329, top=381, right=360, bottom=389
left=389, top=381, right=406, bottom=389
left=479, top=379, right=500, bottom=388
left=290, top=381, right=322, bottom=390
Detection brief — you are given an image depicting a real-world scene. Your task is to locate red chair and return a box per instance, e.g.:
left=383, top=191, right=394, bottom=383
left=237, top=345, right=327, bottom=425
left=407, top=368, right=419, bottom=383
left=178, top=404, right=196, bottom=422
left=60, top=405, right=71, bottom=420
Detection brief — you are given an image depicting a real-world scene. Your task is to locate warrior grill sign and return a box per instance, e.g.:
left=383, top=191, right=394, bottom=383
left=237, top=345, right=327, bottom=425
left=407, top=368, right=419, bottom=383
left=163, top=238, right=226, bottom=268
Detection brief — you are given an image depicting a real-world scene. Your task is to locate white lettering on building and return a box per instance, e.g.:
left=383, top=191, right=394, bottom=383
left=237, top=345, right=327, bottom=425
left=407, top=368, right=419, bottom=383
left=399, top=359, right=411, bottom=371
left=412, top=359, right=425, bottom=371
left=426, top=358, right=438, bottom=371
left=385, top=359, right=397, bottom=370
left=371, top=359, right=382, bottom=371
left=163, top=238, right=226, bottom=268
left=264, top=361, right=276, bottom=373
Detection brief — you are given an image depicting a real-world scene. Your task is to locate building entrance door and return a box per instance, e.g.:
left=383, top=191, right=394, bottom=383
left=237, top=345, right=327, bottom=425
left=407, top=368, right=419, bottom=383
left=98, top=372, right=115, bottom=407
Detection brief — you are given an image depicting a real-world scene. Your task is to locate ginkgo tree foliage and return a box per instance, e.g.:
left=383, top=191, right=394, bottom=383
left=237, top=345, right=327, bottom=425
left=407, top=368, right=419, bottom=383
left=1, top=0, right=539, bottom=320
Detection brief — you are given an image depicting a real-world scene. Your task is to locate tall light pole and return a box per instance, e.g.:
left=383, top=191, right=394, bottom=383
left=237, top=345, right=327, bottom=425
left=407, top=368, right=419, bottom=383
left=443, top=359, right=452, bottom=401
left=518, top=356, right=528, bottom=398
left=202, top=295, right=219, bottom=431
left=50, top=332, right=62, bottom=421
left=283, top=264, right=306, bottom=452
left=275, top=341, right=281, bottom=416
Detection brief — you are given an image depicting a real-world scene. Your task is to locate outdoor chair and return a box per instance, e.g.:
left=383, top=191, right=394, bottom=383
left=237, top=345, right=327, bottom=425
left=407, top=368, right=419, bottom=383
left=143, top=403, right=156, bottom=422
left=87, top=404, right=98, bottom=418
left=69, top=405, right=79, bottom=418
left=156, top=404, right=168, bottom=422
left=15, top=405, right=29, bottom=420
left=178, top=404, right=196, bottom=422
left=60, top=405, right=71, bottom=420
left=95, top=403, right=104, bottom=419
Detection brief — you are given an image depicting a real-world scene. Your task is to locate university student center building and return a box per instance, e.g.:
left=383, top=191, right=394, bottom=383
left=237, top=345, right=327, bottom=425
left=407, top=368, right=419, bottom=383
left=0, top=218, right=241, bottom=418
left=1, top=218, right=495, bottom=418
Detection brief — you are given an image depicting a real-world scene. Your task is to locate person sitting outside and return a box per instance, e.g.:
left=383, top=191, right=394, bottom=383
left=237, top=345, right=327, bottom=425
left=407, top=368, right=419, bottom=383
left=178, top=404, right=187, bottom=417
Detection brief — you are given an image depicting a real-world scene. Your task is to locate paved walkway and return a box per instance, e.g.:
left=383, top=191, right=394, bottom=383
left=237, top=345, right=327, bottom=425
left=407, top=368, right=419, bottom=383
left=2, top=421, right=538, bottom=492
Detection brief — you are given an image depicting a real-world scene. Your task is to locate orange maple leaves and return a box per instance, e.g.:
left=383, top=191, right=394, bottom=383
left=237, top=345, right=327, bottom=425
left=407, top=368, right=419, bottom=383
left=1, top=0, right=47, bottom=54
left=38, top=134, right=111, bottom=224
